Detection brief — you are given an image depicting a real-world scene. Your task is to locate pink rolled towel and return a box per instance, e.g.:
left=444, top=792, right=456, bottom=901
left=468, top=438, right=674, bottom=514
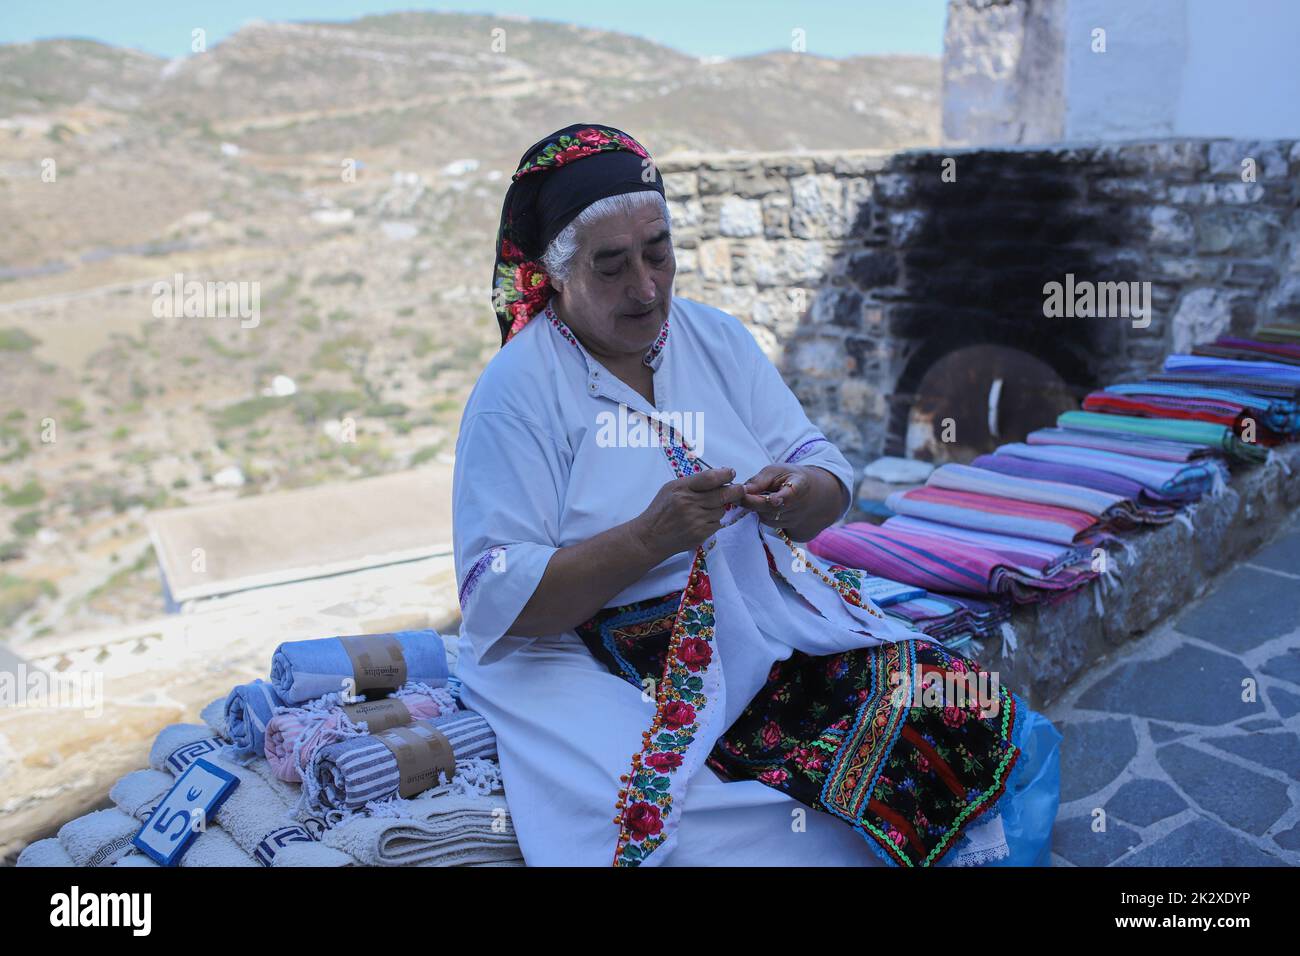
left=264, top=683, right=458, bottom=783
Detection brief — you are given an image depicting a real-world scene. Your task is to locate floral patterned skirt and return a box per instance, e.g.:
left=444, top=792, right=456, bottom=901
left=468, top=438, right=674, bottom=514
left=576, top=590, right=1034, bottom=867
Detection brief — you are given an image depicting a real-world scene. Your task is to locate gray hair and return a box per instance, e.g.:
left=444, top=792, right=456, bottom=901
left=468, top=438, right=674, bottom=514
left=541, top=190, right=672, bottom=284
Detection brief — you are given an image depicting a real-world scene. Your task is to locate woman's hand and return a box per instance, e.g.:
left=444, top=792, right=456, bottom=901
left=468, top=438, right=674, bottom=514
left=631, top=466, right=748, bottom=561
left=740, top=464, right=848, bottom=541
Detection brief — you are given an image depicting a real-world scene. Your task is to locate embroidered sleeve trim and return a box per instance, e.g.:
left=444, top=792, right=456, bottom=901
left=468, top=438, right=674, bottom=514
left=458, top=547, right=505, bottom=609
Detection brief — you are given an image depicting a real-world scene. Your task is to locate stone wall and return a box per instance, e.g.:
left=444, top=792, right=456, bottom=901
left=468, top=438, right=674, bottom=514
left=659, top=138, right=1300, bottom=473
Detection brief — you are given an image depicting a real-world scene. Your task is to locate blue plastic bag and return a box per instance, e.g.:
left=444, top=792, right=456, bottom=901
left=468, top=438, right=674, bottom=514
left=937, top=695, right=1063, bottom=867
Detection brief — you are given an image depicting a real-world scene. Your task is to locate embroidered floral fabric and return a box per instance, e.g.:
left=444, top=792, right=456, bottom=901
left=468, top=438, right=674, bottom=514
left=576, top=589, right=1022, bottom=867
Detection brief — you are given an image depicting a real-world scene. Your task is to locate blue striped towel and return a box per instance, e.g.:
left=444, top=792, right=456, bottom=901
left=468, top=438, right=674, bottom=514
left=223, top=679, right=286, bottom=755
left=307, top=711, right=496, bottom=811
left=270, top=630, right=450, bottom=705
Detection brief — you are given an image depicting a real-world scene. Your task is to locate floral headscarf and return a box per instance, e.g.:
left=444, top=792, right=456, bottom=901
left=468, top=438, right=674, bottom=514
left=491, top=124, right=663, bottom=346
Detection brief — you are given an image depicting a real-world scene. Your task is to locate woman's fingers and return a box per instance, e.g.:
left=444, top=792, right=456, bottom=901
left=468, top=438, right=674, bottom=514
left=685, top=466, right=735, bottom=492
left=765, top=471, right=803, bottom=509
left=741, top=464, right=784, bottom=495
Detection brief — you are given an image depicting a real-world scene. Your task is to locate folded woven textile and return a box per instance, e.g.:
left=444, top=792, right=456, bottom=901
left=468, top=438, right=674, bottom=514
left=971, top=451, right=1180, bottom=516
left=270, top=630, right=450, bottom=704
left=264, top=682, right=459, bottom=783
left=1027, top=425, right=1213, bottom=463
left=807, top=522, right=1097, bottom=603
left=1084, top=389, right=1293, bottom=441
left=1164, top=353, right=1300, bottom=385
left=883, top=514, right=1092, bottom=577
left=1106, top=379, right=1300, bottom=431
left=994, top=441, right=1225, bottom=500
left=1057, top=411, right=1268, bottom=462
left=307, top=711, right=498, bottom=813
left=1195, top=336, right=1300, bottom=366
left=224, top=678, right=286, bottom=755
left=923, top=462, right=1154, bottom=531
left=884, top=592, right=1011, bottom=646
left=1147, top=372, right=1300, bottom=399
left=1256, top=323, right=1300, bottom=345
left=884, top=485, right=1105, bottom=546
left=319, top=788, right=523, bottom=866
left=856, top=575, right=927, bottom=607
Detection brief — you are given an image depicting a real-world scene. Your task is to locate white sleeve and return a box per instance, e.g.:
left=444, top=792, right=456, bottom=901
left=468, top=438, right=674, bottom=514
left=452, top=410, right=569, bottom=665
left=737, top=321, right=855, bottom=523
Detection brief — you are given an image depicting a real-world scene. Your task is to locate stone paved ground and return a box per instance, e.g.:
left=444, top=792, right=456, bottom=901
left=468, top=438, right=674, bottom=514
left=1047, top=512, right=1300, bottom=866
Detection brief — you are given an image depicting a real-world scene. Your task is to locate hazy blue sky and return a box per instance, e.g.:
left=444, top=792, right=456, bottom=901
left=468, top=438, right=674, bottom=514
left=3, top=1, right=948, bottom=59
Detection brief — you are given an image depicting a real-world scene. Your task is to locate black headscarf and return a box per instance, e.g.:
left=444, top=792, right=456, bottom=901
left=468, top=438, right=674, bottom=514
left=491, top=124, right=664, bottom=346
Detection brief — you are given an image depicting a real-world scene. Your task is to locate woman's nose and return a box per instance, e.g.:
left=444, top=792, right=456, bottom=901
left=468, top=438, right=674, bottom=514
left=628, top=264, right=658, bottom=303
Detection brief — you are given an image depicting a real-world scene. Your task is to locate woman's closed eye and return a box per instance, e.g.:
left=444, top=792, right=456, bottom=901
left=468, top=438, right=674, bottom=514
left=597, top=250, right=670, bottom=278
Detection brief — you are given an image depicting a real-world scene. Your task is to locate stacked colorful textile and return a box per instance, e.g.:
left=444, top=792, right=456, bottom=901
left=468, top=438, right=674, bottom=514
left=810, top=333, right=1298, bottom=647
left=993, top=442, right=1226, bottom=502
left=1056, top=410, right=1268, bottom=462
left=971, top=451, right=1178, bottom=518
left=884, top=485, right=1106, bottom=546
left=882, top=592, right=1011, bottom=650
left=806, top=521, right=1097, bottom=604
left=1255, top=323, right=1300, bottom=345
left=1083, top=383, right=1298, bottom=443
left=17, top=629, right=525, bottom=868
left=19, top=709, right=523, bottom=868
left=264, top=682, right=459, bottom=783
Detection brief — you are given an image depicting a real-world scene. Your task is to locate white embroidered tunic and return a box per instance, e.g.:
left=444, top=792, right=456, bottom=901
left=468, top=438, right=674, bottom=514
left=451, top=295, right=928, bottom=866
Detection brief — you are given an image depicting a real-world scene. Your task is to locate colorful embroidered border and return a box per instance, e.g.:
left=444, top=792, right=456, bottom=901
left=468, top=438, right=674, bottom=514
left=611, top=418, right=721, bottom=866
left=578, top=594, right=681, bottom=685
left=785, top=436, right=829, bottom=463
left=611, top=551, right=718, bottom=865
left=817, top=640, right=1021, bottom=867
left=544, top=298, right=670, bottom=369
left=458, top=547, right=504, bottom=609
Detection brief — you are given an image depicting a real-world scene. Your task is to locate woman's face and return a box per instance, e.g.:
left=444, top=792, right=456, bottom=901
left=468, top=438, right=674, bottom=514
left=552, top=204, right=674, bottom=361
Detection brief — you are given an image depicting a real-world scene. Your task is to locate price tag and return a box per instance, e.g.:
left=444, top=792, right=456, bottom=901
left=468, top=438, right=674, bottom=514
left=131, top=757, right=239, bottom=867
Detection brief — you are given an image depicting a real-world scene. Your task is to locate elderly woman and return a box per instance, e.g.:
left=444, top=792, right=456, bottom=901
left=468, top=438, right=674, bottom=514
left=452, top=124, right=1061, bottom=867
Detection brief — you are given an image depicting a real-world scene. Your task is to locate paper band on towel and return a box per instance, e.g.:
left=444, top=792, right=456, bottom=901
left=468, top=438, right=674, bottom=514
left=340, top=633, right=408, bottom=694
left=340, top=697, right=413, bottom=734
left=374, top=722, right=456, bottom=798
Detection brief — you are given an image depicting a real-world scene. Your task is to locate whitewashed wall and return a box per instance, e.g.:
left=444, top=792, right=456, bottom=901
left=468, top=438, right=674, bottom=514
left=944, top=0, right=1300, bottom=145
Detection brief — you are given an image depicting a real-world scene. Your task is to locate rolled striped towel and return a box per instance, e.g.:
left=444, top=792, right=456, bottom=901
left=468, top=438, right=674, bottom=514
left=270, top=630, right=450, bottom=705
left=307, top=711, right=496, bottom=812
left=264, top=683, right=459, bottom=783
left=224, top=679, right=286, bottom=755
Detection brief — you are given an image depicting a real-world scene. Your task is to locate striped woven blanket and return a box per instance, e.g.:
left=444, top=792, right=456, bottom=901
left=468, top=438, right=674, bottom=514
left=1026, top=426, right=1212, bottom=463
left=884, top=485, right=1105, bottom=546
left=807, top=522, right=1097, bottom=604
left=993, top=442, right=1225, bottom=500
left=971, top=451, right=1180, bottom=516
left=1057, top=411, right=1268, bottom=462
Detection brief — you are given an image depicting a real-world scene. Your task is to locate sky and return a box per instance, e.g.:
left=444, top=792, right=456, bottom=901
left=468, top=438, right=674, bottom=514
left=2, top=0, right=948, bottom=60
